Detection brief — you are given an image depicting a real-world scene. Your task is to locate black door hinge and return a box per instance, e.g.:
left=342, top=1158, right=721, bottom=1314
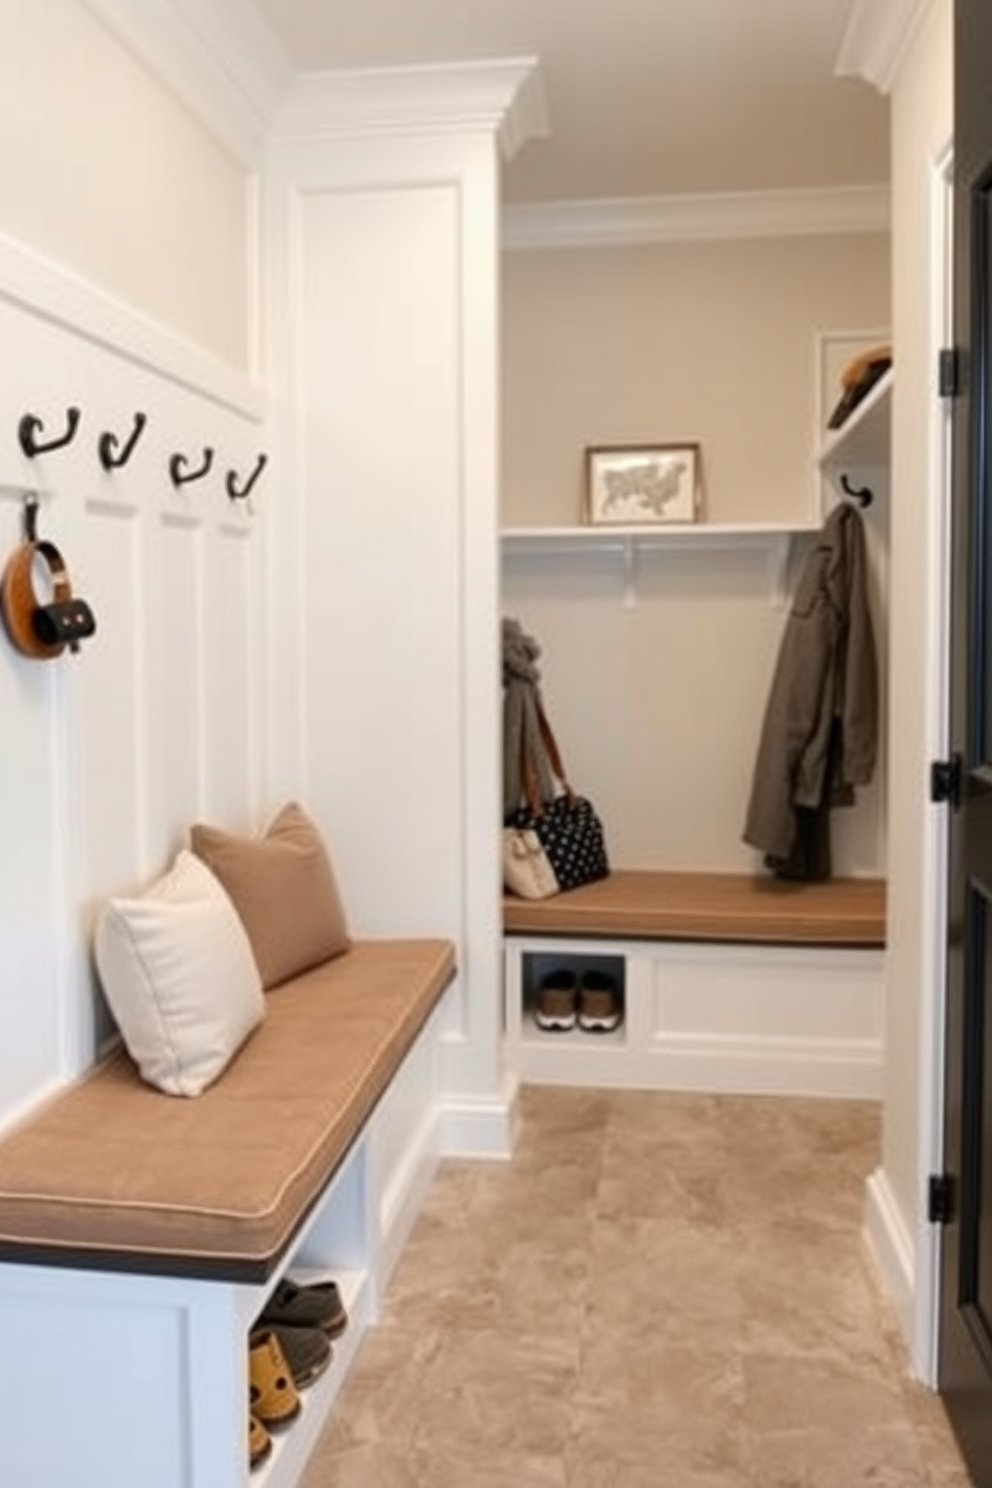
left=939, top=348, right=960, bottom=398
left=931, top=755, right=963, bottom=806
left=928, top=1173, right=954, bottom=1225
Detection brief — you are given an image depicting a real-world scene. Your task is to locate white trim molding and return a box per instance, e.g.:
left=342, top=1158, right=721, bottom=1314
left=503, top=184, right=891, bottom=252
left=437, top=1073, right=519, bottom=1158
left=0, top=226, right=264, bottom=420
left=864, top=1166, right=917, bottom=1357
left=271, top=57, right=549, bottom=161
left=836, top=0, right=932, bottom=94
left=78, top=0, right=291, bottom=165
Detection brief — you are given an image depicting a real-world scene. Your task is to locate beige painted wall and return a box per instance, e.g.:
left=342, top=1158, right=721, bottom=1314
left=501, top=234, right=891, bottom=872
left=884, top=0, right=953, bottom=1315
left=0, top=0, right=251, bottom=367
left=502, top=236, right=890, bottom=527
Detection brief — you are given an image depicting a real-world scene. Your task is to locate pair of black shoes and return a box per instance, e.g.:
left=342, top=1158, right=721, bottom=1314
left=534, top=968, right=622, bottom=1033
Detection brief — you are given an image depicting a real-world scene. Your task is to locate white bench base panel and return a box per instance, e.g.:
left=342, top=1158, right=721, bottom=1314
left=505, top=936, right=885, bottom=1100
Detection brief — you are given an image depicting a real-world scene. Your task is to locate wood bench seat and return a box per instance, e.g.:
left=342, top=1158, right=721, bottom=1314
left=503, top=870, right=886, bottom=947
left=0, top=938, right=454, bottom=1282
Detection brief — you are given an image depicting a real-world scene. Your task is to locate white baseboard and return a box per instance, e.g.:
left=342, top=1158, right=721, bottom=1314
left=863, top=1165, right=916, bottom=1354
left=374, top=1075, right=520, bottom=1293
left=513, top=1034, right=883, bottom=1099
left=647, top=1033, right=883, bottom=1099
left=437, top=1075, right=519, bottom=1158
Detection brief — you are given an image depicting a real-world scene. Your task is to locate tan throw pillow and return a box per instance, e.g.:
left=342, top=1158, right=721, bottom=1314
left=190, top=802, right=350, bottom=989
left=93, top=850, right=265, bottom=1097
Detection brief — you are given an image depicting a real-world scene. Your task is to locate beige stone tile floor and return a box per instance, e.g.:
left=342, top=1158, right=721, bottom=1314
left=299, top=1087, right=974, bottom=1488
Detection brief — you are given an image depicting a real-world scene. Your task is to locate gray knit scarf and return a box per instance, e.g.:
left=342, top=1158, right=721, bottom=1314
left=502, top=617, right=557, bottom=818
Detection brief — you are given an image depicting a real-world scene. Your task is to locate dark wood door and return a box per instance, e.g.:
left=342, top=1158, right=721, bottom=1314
left=940, top=4, right=992, bottom=1479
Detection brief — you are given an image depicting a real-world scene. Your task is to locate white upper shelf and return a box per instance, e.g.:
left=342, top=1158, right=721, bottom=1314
left=500, top=520, right=819, bottom=555
left=817, top=367, right=892, bottom=481
left=500, top=520, right=819, bottom=608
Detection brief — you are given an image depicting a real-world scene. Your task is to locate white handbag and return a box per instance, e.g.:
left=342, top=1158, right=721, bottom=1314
left=501, top=825, right=559, bottom=900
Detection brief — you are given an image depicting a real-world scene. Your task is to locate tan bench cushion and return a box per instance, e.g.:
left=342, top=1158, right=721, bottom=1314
left=0, top=938, right=454, bottom=1280
left=504, top=871, right=886, bottom=947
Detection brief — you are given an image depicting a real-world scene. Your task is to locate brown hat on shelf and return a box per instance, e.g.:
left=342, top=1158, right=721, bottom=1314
left=827, top=344, right=893, bottom=431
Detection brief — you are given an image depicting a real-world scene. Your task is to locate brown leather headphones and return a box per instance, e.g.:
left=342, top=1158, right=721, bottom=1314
left=1, top=505, right=96, bottom=659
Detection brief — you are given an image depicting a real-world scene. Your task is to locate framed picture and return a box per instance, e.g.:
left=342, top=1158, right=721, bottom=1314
left=585, top=443, right=701, bottom=526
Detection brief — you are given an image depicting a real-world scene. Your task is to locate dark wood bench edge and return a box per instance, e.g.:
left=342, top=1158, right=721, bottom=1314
left=502, top=925, right=885, bottom=950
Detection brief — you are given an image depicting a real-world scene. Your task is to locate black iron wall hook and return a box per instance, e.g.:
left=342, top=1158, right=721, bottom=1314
left=226, top=453, right=268, bottom=503
left=840, top=474, right=873, bottom=508
left=98, top=412, right=147, bottom=471
left=19, top=406, right=81, bottom=458
left=169, top=446, right=214, bottom=487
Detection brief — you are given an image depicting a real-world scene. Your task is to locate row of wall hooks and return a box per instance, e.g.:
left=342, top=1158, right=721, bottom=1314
left=16, top=405, right=267, bottom=502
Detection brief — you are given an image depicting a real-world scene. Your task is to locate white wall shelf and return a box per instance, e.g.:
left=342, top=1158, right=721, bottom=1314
left=501, top=522, right=820, bottom=606
left=817, top=367, right=892, bottom=499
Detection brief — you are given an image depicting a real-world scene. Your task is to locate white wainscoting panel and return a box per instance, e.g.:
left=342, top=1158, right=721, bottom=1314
left=0, top=235, right=266, bottom=1125
left=294, top=182, right=464, bottom=941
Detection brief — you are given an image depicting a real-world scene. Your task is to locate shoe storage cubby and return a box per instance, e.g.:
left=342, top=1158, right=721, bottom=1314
left=521, top=950, right=627, bottom=1039
left=505, top=942, right=634, bottom=1085
left=244, top=1140, right=373, bottom=1488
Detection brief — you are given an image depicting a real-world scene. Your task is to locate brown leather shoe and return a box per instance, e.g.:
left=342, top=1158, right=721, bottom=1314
left=577, top=971, right=622, bottom=1032
left=250, top=1323, right=330, bottom=1389
left=259, top=1275, right=348, bottom=1339
left=534, top=969, right=578, bottom=1031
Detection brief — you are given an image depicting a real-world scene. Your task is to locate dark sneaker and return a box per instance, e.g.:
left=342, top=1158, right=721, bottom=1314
left=577, top=971, right=622, bottom=1032
left=261, top=1276, right=348, bottom=1339
left=534, top=969, right=579, bottom=1031
left=250, top=1324, right=331, bottom=1390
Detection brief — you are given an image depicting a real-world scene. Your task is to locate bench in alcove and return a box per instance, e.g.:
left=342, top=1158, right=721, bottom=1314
left=503, top=871, right=886, bottom=1099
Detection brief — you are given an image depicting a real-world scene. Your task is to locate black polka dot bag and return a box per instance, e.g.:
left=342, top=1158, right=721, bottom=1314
left=503, top=701, right=609, bottom=897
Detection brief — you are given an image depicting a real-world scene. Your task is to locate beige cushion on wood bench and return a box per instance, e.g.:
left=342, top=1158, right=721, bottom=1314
left=0, top=938, right=454, bottom=1281
left=504, top=870, right=886, bottom=947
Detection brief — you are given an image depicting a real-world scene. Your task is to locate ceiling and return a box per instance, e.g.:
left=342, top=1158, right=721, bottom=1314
left=252, top=0, right=890, bottom=205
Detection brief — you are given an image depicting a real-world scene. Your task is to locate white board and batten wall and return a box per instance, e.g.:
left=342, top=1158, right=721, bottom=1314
left=0, top=0, right=270, bottom=1134
left=0, top=233, right=267, bottom=1132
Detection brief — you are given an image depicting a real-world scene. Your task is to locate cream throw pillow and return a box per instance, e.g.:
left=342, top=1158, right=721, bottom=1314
left=94, top=850, right=265, bottom=1097
left=190, top=801, right=350, bottom=990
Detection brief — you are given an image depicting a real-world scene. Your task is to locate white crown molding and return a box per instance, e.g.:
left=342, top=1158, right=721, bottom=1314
left=835, top=0, right=932, bottom=94
left=502, top=185, right=891, bottom=252
left=271, top=57, right=549, bottom=160
left=78, top=0, right=291, bottom=165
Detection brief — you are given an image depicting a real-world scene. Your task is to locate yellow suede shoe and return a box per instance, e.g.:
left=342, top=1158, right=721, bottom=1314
left=249, top=1330, right=301, bottom=1430
left=249, top=1412, right=271, bottom=1470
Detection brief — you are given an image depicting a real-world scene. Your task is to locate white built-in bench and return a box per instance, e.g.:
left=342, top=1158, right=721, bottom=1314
left=0, top=938, right=455, bottom=1488
left=503, top=871, right=886, bottom=1099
